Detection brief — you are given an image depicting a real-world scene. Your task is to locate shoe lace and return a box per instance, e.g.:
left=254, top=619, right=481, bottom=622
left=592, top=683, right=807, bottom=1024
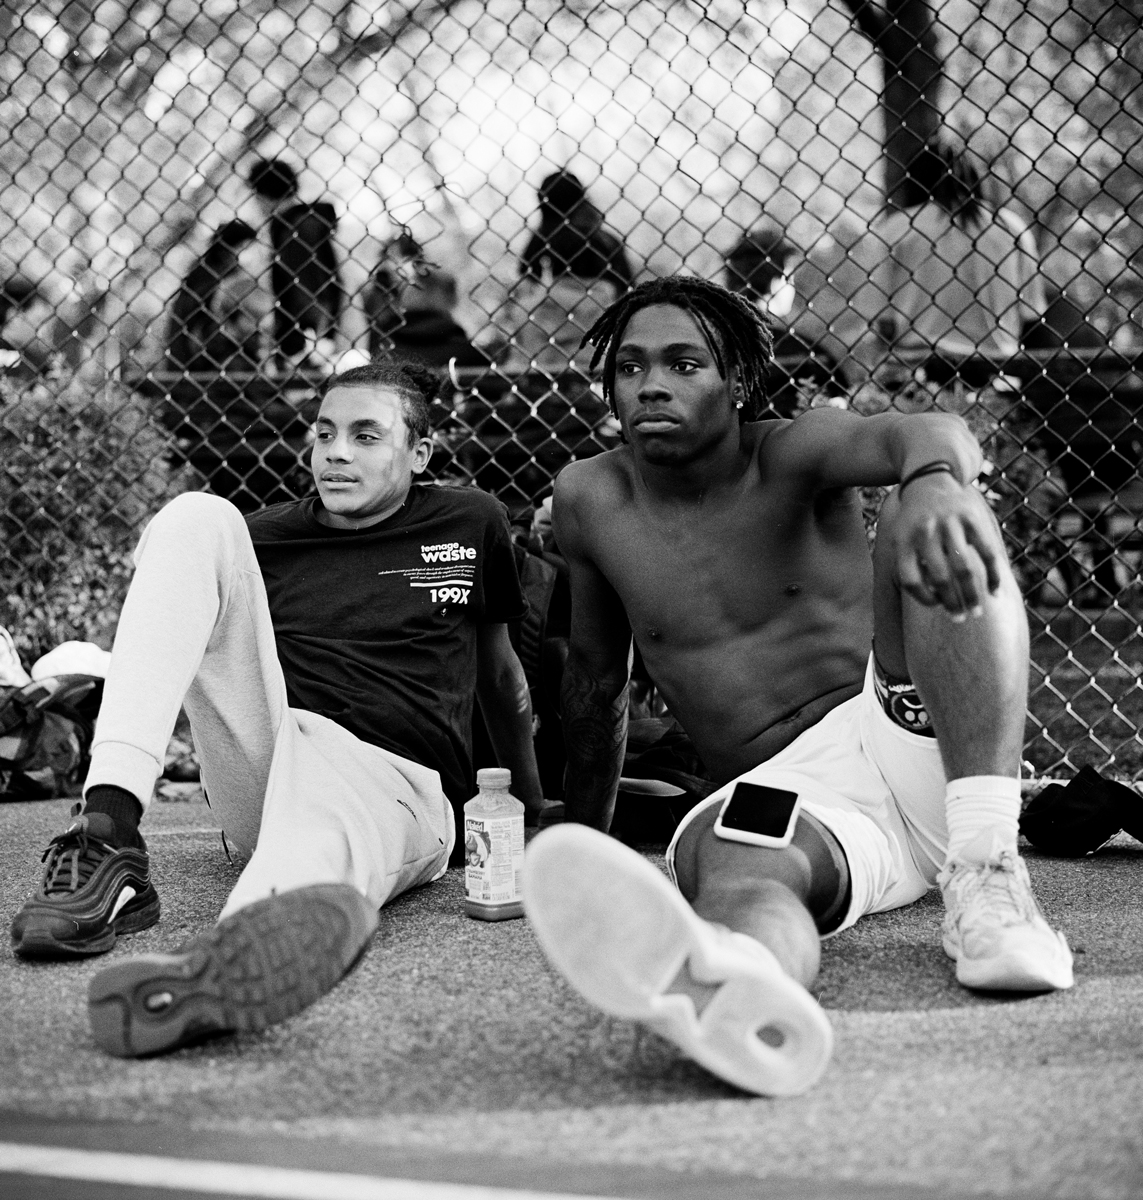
left=949, top=852, right=1035, bottom=929
left=40, top=821, right=113, bottom=896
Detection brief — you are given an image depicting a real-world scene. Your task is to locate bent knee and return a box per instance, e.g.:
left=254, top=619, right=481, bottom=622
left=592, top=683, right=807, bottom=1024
left=676, top=815, right=813, bottom=904
left=135, top=492, right=252, bottom=569
left=143, top=492, right=246, bottom=546
left=156, top=491, right=244, bottom=528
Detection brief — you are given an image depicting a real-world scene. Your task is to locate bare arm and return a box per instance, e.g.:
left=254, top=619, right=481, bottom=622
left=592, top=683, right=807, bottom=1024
left=768, top=408, right=1000, bottom=617
left=770, top=406, right=981, bottom=491
left=552, top=467, right=634, bottom=831
left=475, top=622, right=544, bottom=821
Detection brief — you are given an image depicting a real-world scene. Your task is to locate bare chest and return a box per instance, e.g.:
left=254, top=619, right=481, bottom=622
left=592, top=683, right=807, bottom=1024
left=594, top=494, right=861, bottom=644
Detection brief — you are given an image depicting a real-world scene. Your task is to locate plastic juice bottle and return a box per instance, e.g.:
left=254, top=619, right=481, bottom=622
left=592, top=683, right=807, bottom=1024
left=464, top=767, right=525, bottom=921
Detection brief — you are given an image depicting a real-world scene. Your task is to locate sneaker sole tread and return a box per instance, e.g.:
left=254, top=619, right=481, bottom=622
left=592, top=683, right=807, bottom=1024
left=523, top=825, right=832, bottom=1097
left=87, top=884, right=377, bottom=1057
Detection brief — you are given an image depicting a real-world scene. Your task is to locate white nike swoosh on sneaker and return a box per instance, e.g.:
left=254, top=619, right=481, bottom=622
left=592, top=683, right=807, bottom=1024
left=109, top=886, right=137, bottom=921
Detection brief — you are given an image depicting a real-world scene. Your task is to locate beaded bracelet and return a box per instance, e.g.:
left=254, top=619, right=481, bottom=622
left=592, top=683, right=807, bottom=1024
left=898, top=460, right=958, bottom=495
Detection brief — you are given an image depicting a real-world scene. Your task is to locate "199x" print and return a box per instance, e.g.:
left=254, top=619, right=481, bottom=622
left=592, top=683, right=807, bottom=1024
left=431, top=586, right=470, bottom=604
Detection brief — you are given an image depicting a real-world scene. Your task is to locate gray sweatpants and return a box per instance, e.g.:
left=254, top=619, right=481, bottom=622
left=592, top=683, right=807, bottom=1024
left=85, top=492, right=455, bottom=919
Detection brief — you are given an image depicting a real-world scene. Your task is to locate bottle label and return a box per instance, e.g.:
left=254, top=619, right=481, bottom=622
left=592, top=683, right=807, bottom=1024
left=464, top=814, right=523, bottom=905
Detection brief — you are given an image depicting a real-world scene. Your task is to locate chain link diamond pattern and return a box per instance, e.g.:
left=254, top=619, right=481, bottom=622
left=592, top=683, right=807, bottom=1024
left=1, top=0, right=1141, bottom=778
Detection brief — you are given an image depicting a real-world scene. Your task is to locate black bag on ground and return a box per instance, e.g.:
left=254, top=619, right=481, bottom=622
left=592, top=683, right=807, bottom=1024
left=0, top=675, right=103, bottom=800
left=610, top=717, right=717, bottom=847
left=1019, top=764, right=1136, bottom=856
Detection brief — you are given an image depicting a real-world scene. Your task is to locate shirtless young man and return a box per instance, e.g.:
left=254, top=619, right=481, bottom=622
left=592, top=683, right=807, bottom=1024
left=12, top=360, right=543, bottom=1057
left=522, top=277, right=1072, bottom=1098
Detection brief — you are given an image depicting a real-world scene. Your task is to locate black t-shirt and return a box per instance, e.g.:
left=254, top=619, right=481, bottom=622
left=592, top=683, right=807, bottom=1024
left=245, top=484, right=526, bottom=808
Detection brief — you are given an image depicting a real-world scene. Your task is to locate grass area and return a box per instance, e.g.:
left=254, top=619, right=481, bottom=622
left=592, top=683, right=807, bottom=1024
left=0, top=374, right=191, bottom=662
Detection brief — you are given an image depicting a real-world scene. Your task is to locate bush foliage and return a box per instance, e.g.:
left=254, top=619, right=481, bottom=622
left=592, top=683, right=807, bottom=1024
left=0, top=374, right=192, bottom=665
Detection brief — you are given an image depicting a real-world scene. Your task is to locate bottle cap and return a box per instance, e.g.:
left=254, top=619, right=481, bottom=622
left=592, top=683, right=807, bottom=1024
left=476, top=767, right=511, bottom=789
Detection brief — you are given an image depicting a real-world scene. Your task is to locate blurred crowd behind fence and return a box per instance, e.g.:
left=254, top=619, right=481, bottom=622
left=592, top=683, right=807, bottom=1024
left=2, top=0, right=1143, bottom=782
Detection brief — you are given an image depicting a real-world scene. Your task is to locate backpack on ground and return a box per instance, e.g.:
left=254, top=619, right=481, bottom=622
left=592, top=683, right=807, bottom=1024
left=0, top=674, right=104, bottom=800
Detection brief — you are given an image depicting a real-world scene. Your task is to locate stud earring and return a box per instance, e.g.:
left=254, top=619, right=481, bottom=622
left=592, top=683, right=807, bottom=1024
left=735, top=399, right=744, bottom=410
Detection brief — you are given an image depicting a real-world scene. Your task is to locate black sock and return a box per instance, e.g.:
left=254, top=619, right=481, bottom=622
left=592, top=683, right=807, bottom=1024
left=84, top=785, right=145, bottom=850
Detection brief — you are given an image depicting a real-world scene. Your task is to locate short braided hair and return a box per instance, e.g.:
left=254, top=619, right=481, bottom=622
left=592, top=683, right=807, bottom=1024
left=322, top=358, right=440, bottom=445
left=580, top=276, right=774, bottom=423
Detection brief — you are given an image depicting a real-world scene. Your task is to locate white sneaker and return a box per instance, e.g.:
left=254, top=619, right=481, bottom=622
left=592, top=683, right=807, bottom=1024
left=938, top=829, right=1074, bottom=992
left=522, top=825, right=833, bottom=1097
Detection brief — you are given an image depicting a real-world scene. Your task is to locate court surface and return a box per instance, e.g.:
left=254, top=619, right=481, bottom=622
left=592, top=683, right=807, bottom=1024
left=1, top=794, right=1140, bottom=1200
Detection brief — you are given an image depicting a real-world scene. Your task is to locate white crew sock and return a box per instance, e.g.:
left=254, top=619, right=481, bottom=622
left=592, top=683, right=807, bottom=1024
left=944, top=775, right=1022, bottom=865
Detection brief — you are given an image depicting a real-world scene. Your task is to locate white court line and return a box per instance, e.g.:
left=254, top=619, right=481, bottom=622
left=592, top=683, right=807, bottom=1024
left=0, top=1142, right=625, bottom=1200
left=145, top=828, right=221, bottom=838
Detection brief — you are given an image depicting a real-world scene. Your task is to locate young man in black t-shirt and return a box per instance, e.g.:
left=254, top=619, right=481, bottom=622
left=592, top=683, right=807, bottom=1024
left=10, top=361, right=544, bottom=1057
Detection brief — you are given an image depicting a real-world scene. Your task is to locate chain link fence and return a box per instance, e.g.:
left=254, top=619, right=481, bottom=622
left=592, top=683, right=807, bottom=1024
left=1, top=0, right=1142, bottom=781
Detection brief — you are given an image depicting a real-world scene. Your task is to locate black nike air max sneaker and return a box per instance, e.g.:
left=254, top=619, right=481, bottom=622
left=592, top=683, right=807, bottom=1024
left=11, top=813, right=160, bottom=959
left=87, top=883, right=378, bottom=1057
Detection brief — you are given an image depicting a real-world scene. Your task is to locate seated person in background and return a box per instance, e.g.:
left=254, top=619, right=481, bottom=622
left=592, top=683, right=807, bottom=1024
left=789, top=145, right=1046, bottom=388
left=725, top=224, right=795, bottom=315
left=0, top=279, right=49, bottom=374
left=10, top=360, right=544, bottom=1059
left=247, top=157, right=343, bottom=370
left=725, top=224, right=846, bottom=413
left=524, top=277, right=1071, bottom=1101
left=493, top=170, right=635, bottom=374
left=166, top=221, right=269, bottom=373
left=520, top=170, right=634, bottom=295
left=0, top=269, right=109, bottom=374
left=163, top=219, right=314, bottom=512
left=365, top=233, right=487, bottom=368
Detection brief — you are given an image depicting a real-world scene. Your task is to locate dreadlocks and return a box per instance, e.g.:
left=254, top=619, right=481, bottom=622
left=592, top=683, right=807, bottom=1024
left=579, top=275, right=775, bottom=423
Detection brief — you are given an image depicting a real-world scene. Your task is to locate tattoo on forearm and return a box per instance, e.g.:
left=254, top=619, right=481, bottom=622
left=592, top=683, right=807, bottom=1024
left=561, top=656, right=628, bottom=829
